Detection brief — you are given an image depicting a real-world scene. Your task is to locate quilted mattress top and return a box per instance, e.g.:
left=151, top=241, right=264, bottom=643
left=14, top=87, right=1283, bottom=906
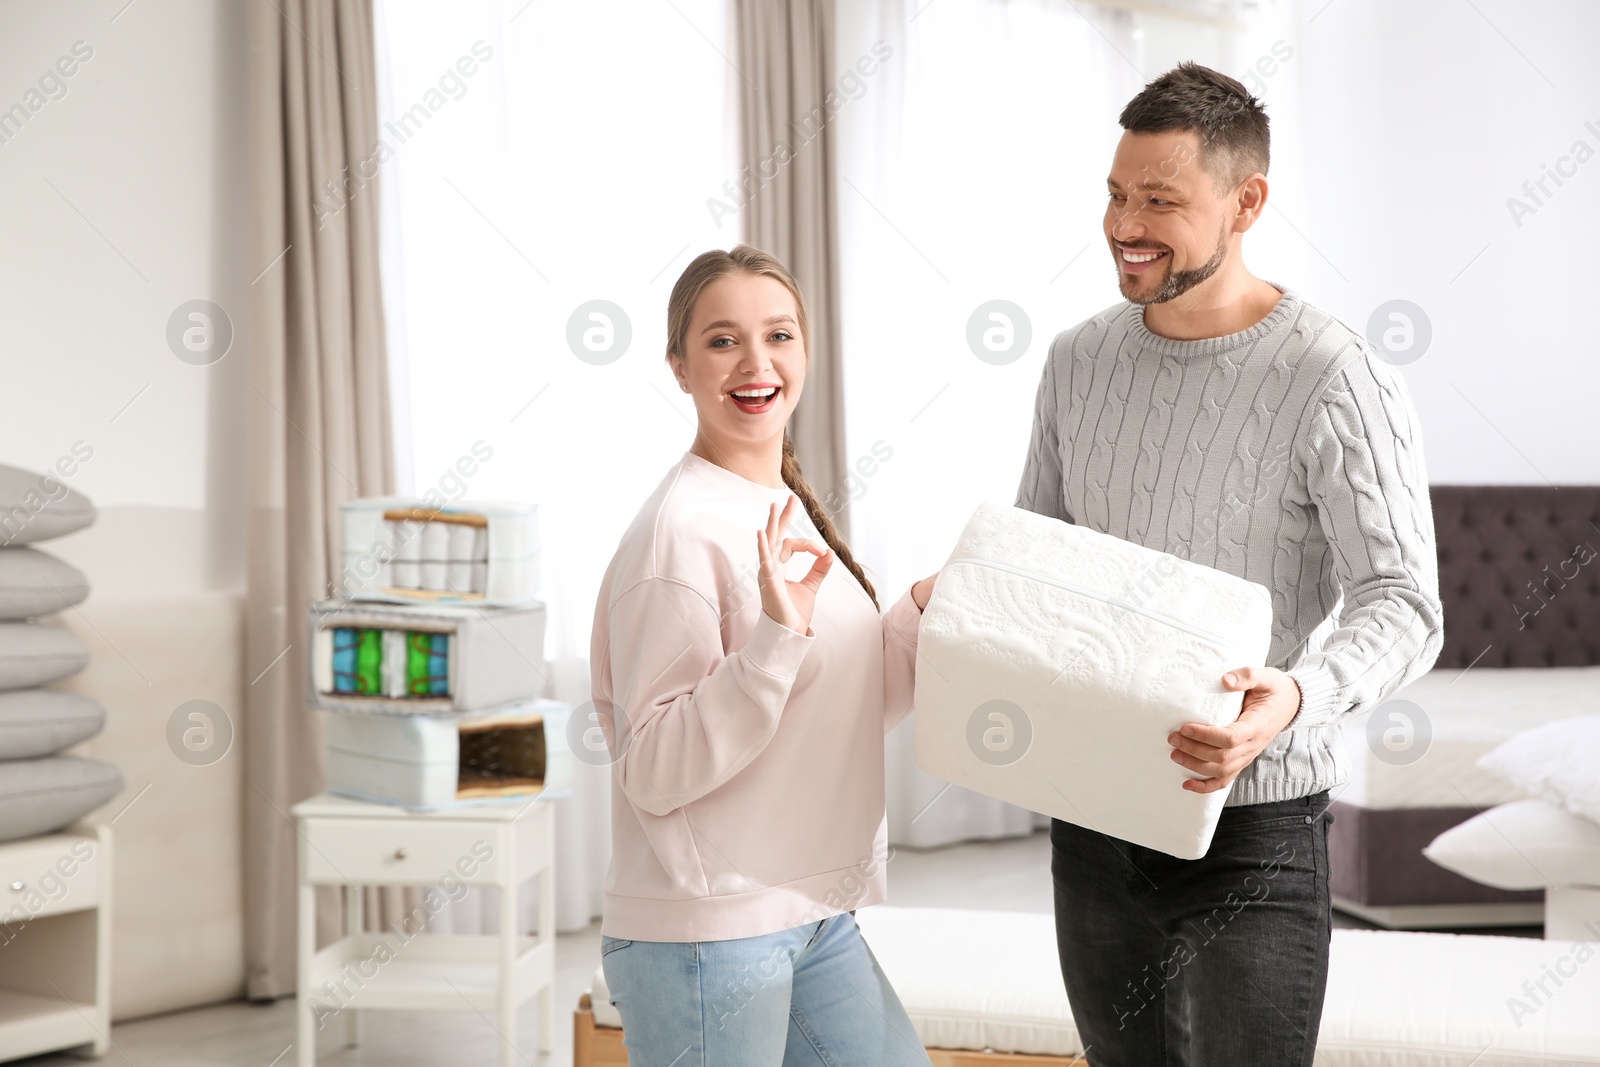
left=912, top=501, right=1274, bottom=859
left=1339, top=665, right=1600, bottom=809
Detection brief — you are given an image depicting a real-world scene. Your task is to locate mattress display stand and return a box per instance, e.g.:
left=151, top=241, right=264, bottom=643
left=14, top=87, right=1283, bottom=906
left=0, top=822, right=111, bottom=1062
left=293, top=792, right=556, bottom=1067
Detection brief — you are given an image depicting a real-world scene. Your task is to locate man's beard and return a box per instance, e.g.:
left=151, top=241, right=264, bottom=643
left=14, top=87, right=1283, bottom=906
left=1120, top=224, right=1229, bottom=306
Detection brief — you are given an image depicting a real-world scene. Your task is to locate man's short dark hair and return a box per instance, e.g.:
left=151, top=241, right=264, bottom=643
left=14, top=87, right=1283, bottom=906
left=1118, top=61, right=1270, bottom=194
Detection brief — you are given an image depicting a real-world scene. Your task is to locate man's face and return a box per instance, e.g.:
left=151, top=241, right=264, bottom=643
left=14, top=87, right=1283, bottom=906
left=1104, top=130, right=1236, bottom=306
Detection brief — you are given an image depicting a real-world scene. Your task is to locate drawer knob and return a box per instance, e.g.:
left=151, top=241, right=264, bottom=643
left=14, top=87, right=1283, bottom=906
left=8, top=881, right=23, bottom=892
left=393, top=848, right=408, bottom=861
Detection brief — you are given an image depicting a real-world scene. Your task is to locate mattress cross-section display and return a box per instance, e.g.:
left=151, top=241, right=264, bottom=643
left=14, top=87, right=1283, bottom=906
left=329, top=627, right=451, bottom=697
left=913, top=501, right=1274, bottom=860
left=321, top=699, right=573, bottom=810
left=310, top=599, right=547, bottom=715
left=339, top=497, right=539, bottom=606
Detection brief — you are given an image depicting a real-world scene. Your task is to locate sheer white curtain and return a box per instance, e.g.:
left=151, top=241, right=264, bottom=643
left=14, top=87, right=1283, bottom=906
left=374, top=0, right=737, bottom=933
left=834, top=0, right=1146, bottom=847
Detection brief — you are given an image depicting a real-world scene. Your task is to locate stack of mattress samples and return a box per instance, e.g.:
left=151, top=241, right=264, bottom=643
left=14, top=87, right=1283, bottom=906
left=311, top=498, right=571, bottom=810
left=0, top=463, right=123, bottom=841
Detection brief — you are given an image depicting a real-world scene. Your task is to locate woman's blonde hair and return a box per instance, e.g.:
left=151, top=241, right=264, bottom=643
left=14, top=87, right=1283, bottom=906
left=666, top=244, right=879, bottom=611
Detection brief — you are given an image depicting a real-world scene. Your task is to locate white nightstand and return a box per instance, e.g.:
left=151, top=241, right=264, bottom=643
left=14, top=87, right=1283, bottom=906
left=292, top=793, right=556, bottom=1067
left=0, top=822, right=111, bottom=1062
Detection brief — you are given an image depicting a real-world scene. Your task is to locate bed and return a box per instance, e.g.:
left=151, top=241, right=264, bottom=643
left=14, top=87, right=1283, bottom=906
left=1329, top=485, right=1600, bottom=928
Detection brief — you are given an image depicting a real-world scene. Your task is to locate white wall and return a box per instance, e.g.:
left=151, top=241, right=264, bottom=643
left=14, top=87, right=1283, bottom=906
left=0, top=0, right=249, bottom=583
left=0, top=0, right=248, bottom=1018
left=1284, top=0, right=1598, bottom=484
left=1144, top=0, right=1597, bottom=485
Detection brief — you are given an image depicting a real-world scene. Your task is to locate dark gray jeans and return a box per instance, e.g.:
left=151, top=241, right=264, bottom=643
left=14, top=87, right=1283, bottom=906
left=1050, top=790, right=1333, bottom=1067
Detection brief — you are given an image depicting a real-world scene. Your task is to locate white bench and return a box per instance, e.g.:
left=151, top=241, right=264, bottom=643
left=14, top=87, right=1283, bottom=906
left=574, top=906, right=1600, bottom=1066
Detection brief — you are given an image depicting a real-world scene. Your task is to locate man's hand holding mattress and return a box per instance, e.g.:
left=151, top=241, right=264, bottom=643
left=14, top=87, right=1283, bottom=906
left=1168, top=666, right=1302, bottom=794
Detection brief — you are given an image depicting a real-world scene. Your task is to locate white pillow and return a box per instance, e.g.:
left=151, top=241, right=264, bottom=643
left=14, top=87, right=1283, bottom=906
left=0, top=623, right=89, bottom=691
left=1477, top=715, right=1600, bottom=825
left=0, top=547, right=90, bottom=619
left=913, top=501, right=1273, bottom=860
left=0, top=756, right=124, bottom=843
left=0, top=689, right=106, bottom=759
left=0, top=464, right=97, bottom=546
left=1423, top=798, right=1600, bottom=890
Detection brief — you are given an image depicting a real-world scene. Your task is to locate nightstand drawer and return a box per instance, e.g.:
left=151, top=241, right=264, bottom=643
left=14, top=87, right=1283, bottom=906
left=299, top=818, right=503, bottom=886
left=0, top=832, right=101, bottom=922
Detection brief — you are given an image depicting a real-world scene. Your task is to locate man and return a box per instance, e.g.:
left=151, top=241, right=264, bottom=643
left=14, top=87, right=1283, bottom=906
left=1015, top=62, right=1443, bottom=1066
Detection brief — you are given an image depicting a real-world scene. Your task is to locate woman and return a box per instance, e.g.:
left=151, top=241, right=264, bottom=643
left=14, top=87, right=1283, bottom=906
left=588, top=244, right=938, bottom=1065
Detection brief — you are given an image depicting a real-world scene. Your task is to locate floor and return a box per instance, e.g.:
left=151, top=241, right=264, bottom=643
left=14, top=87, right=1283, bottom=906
left=16, top=829, right=1538, bottom=1067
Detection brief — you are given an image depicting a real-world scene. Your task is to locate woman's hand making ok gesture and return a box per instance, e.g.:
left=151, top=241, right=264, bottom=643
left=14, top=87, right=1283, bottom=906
left=755, top=495, right=834, bottom=636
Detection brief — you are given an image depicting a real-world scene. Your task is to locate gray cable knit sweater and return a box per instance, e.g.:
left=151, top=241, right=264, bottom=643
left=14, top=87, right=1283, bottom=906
left=1015, top=281, right=1445, bottom=807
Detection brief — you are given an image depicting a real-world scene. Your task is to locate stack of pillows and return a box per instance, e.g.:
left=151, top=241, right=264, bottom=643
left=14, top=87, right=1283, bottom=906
left=1424, top=715, right=1600, bottom=908
left=0, top=463, right=123, bottom=842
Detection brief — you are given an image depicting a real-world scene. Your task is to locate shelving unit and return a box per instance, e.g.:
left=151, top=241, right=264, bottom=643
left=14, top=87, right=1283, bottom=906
left=0, top=822, right=111, bottom=1062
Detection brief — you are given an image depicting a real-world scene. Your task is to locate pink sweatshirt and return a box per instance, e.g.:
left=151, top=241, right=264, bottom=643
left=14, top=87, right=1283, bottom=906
left=589, top=450, right=923, bottom=942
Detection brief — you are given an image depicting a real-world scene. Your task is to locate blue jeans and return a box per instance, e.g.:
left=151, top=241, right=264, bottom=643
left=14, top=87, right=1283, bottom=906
left=1051, top=790, right=1334, bottom=1067
left=600, top=911, right=931, bottom=1067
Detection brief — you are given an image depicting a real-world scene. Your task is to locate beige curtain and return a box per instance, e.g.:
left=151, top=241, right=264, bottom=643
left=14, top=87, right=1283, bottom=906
left=732, top=0, right=853, bottom=537
left=244, top=0, right=400, bottom=999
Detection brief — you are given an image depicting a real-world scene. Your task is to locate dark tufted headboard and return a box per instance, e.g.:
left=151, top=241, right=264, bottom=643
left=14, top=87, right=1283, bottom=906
left=1430, top=485, right=1600, bottom=669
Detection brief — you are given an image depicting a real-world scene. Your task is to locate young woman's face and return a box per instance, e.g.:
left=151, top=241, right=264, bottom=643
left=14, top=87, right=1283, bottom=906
left=671, top=272, right=806, bottom=451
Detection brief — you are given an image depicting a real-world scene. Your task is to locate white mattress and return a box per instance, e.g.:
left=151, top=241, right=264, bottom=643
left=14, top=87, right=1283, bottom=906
left=323, top=699, right=574, bottom=811
left=1317, top=928, right=1600, bottom=1065
left=323, top=711, right=461, bottom=809
left=339, top=496, right=540, bottom=605
left=588, top=907, right=1600, bottom=1065
left=855, top=906, right=1082, bottom=1057
left=912, top=501, right=1274, bottom=859
left=1339, top=666, right=1600, bottom=809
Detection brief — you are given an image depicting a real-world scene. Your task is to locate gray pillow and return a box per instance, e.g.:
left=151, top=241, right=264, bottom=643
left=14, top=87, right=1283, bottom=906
left=0, top=548, right=90, bottom=620
left=0, top=756, right=123, bottom=843
left=0, top=463, right=97, bottom=547
left=0, top=624, right=89, bottom=691
left=0, top=690, right=105, bottom=759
